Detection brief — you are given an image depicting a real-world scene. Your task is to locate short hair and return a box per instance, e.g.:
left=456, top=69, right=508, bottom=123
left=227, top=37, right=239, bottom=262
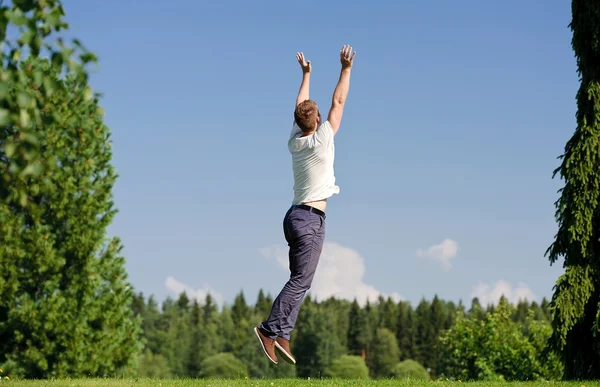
left=294, top=99, right=320, bottom=133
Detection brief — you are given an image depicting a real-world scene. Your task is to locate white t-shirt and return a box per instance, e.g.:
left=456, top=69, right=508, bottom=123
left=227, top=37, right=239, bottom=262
left=288, top=120, right=340, bottom=205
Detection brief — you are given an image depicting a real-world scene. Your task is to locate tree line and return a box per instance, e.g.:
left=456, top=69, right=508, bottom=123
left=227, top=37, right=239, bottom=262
left=130, top=289, right=560, bottom=380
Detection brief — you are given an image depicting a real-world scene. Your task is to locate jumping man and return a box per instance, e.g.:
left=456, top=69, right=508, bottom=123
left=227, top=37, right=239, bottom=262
left=254, top=45, right=356, bottom=365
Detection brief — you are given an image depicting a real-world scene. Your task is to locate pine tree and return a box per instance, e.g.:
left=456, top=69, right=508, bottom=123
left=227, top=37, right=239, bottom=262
left=512, top=300, right=529, bottom=323
left=396, top=301, right=415, bottom=361
left=142, top=296, right=162, bottom=354
left=201, top=294, right=220, bottom=358
left=232, top=291, right=250, bottom=323
left=544, top=1, right=600, bottom=378
left=379, top=297, right=398, bottom=332
left=469, top=298, right=486, bottom=320
left=217, top=306, right=237, bottom=354
left=176, top=292, right=191, bottom=313
left=413, top=299, right=433, bottom=368
left=347, top=300, right=366, bottom=356
left=186, top=300, right=203, bottom=377
left=444, top=301, right=457, bottom=330
left=255, top=289, right=272, bottom=317
left=541, top=298, right=552, bottom=321
left=428, top=295, right=445, bottom=375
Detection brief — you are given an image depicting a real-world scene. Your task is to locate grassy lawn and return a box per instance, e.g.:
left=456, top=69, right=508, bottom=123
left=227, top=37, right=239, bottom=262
left=3, top=380, right=600, bottom=387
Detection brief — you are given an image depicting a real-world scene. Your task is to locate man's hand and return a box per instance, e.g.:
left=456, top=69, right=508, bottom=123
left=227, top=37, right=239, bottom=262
left=296, top=52, right=311, bottom=73
left=295, top=52, right=311, bottom=106
left=340, top=45, right=356, bottom=69
left=328, top=45, right=356, bottom=134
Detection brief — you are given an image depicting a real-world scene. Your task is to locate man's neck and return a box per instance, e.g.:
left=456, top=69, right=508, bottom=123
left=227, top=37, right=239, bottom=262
left=300, top=124, right=319, bottom=137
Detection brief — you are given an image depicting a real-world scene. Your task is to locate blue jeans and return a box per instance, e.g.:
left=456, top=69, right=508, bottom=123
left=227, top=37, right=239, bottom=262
left=259, top=204, right=326, bottom=340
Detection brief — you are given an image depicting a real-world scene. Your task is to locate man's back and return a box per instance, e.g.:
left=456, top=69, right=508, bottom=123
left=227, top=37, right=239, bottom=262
left=288, top=120, right=339, bottom=205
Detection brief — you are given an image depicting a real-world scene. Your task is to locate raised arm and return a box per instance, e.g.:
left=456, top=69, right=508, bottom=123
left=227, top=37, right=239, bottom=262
left=295, top=52, right=311, bottom=107
left=327, top=45, right=356, bottom=135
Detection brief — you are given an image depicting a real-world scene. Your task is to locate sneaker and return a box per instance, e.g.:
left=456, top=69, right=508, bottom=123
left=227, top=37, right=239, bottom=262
left=253, top=327, right=278, bottom=364
left=274, top=337, right=296, bottom=364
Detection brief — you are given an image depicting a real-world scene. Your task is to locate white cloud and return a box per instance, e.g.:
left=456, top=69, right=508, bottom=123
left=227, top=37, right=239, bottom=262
left=470, top=280, right=537, bottom=306
left=260, top=241, right=402, bottom=306
left=165, top=276, right=224, bottom=307
left=417, top=238, right=458, bottom=271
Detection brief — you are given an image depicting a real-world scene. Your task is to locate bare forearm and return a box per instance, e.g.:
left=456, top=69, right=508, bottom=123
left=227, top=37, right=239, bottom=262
left=332, top=68, right=351, bottom=105
left=296, top=72, right=310, bottom=106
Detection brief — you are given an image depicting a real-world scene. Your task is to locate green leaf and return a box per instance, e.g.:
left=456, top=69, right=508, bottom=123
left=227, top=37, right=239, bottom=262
left=21, top=161, right=44, bottom=177
left=0, top=82, right=8, bottom=99
left=33, top=70, right=43, bottom=86
left=19, top=109, right=30, bottom=128
left=18, top=29, right=34, bottom=46
left=21, top=131, right=38, bottom=145
left=17, top=91, right=31, bottom=108
left=4, top=142, right=16, bottom=158
left=7, top=9, right=28, bottom=26
left=11, top=48, right=22, bottom=61
left=0, top=108, right=10, bottom=125
left=83, top=86, right=92, bottom=101
left=45, top=7, right=61, bottom=27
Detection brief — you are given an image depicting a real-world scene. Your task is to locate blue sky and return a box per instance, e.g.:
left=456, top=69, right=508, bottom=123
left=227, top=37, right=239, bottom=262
left=61, top=0, right=575, bottom=308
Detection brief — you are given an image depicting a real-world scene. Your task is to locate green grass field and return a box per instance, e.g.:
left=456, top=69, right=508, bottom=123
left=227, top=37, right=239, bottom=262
left=3, top=380, right=600, bottom=387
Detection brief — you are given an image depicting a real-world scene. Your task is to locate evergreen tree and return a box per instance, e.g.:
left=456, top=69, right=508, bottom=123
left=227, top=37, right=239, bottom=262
left=363, top=300, right=379, bottom=359
left=428, top=295, right=446, bottom=375
left=396, top=301, right=414, bottom=361
left=255, top=289, right=272, bottom=317
left=469, top=298, right=486, bottom=320
left=367, top=328, right=400, bottom=378
left=530, top=301, right=547, bottom=322
left=186, top=300, right=203, bottom=377
left=541, top=298, right=552, bottom=321
left=141, top=296, right=162, bottom=355
left=176, top=292, right=190, bottom=313
left=513, top=300, right=529, bottom=323
left=160, top=299, right=191, bottom=377
left=347, top=300, right=370, bottom=357
left=545, top=0, right=600, bottom=378
left=132, top=292, right=146, bottom=318
left=232, top=291, right=250, bottom=323
left=456, top=299, right=466, bottom=315
left=413, top=298, right=433, bottom=368
left=201, top=294, right=220, bottom=358
left=294, top=297, right=344, bottom=378
left=379, top=297, right=398, bottom=332
left=217, top=306, right=237, bottom=354
left=444, top=301, right=457, bottom=330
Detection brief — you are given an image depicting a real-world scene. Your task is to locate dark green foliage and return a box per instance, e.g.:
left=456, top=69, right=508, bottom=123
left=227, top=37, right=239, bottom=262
left=413, top=299, right=434, bottom=369
left=325, top=355, right=370, bottom=379
left=347, top=299, right=369, bottom=357
left=392, top=359, right=430, bottom=380
left=396, top=301, right=415, bottom=361
left=469, top=298, right=486, bottom=320
left=545, top=0, right=600, bottom=379
left=198, top=353, right=248, bottom=379
left=294, top=297, right=345, bottom=378
left=367, top=328, right=400, bottom=378
left=255, top=289, right=272, bottom=317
